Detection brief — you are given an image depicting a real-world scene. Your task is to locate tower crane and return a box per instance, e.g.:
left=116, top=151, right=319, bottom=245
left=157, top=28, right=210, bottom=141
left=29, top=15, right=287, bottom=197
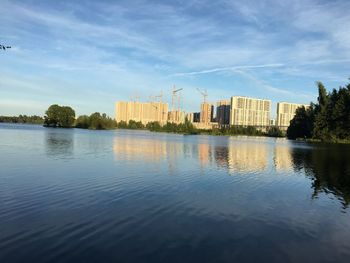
left=196, top=88, right=208, bottom=104
left=155, top=90, right=163, bottom=103
left=172, top=85, right=183, bottom=112
left=130, top=94, right=140, bottom=102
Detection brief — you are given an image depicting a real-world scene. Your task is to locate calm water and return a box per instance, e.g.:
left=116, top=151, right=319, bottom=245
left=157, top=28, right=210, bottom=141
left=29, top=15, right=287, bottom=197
left=1, top=123, right=350, bottom=263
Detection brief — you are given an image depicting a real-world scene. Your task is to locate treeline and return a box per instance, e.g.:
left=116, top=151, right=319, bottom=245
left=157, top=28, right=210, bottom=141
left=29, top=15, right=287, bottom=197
left=0, top=115, right=44, bottom=124
left=76, top=113, right=116, bottom=130
left=116, top=119, right=198, bottom=134
left=146, top=119, right=198, bottom=134
left=115, top=119, right=284, bottom=137
left=287, top=81, right=350, bottom=142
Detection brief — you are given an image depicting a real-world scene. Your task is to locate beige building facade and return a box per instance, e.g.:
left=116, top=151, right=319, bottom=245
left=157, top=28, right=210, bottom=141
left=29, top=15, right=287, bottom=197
left=230, top=96, right=271, bottom=127
left=276, top=102, right=309, bottom=128
left=115, top=101, right=168, bottom=125
left=200, top=102, right=214, bottom=124
left=168, top=110, right=185, bottom=124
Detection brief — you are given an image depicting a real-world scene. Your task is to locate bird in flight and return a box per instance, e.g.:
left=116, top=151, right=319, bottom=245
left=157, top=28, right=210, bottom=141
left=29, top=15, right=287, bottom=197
left=0, top=44, right=11, bottom=50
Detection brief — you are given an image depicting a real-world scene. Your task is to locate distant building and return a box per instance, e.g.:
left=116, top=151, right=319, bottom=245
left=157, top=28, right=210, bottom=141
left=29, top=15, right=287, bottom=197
left=193, top=112, right=200, bottom=123
left=185, top=112, right=194, bottom=123
left=230, top=96, right=271, bottom=127
left=270, top=119, right=276, bottom=126
left=168, top=110, right=185, bottom=124
left=115, top=101, right=168, bottom=125
left=200, top=103, right=214, bottom=124
left=216, top=100, right=231, bottom=125
left=276, top=102, right=309, bottom=129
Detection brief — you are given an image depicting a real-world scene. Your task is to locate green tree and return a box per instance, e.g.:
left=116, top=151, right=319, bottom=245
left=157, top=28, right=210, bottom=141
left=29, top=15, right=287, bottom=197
left=287, top=106, right=314, bottom=140
left=313, top=82, right=329, bottom=140
left=44, top=104, right=75, bottom=128
left=75, top=113, right=116, bottom=130
left=75, top=115, right=90, bottom=129
left=267, top=126, right=284, bottom=137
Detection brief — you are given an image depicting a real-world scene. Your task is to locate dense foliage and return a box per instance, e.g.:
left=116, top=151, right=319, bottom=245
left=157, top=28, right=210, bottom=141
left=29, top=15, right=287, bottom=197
left=44, top=104, right=76, bottom=128
left=75, top=113, right=116, bottom=130
left=287, top=81, right=350, bottom=142
left=116, top=120, right=145, bottom=129
left=0, top=115, right=44, bottom=124
left=146, top=118, right=198, bottom=134
left=287, top=106, right=315, bottom=140
left=266, top=126, right=285, bottom=137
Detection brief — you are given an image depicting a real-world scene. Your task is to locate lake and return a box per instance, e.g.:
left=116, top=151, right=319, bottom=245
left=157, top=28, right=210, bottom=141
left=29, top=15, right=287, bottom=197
left=1, top=123, right=350, bottom=263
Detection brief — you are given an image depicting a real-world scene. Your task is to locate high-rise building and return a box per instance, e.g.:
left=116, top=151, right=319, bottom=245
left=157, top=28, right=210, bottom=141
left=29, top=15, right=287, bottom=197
left=230, top=96, right=271, bottom=127
left=185, top=112, right=194, bottom=123
left=276, top=102, right=309, bottom=128
left=168, top=110, right=185, bottom=124
left=200, top=102, right=214, bottom=124
left=115, top=101, right=168, bottom=125
left=193, top=112, right=200, bottom=123
left=216, top=100, right=231, bottom=125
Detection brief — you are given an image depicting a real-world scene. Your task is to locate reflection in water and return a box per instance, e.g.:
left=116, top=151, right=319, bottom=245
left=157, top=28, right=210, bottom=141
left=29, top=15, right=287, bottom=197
left=198, top=143, right=212, bottom=167
left=45, top=130, right=74, bottom=157
left=3, top=125, right=350, bottom=263
left=112, top=132, right=350, bottom=209
left=274, top=144, right=293, bottom=171
left=291, top=145, right=350, bottom=207
left=214, top=146, right=229, bottom=169
left=113, top=136, right=167, bottom=162
left=227, top=138, right=268, bottom=173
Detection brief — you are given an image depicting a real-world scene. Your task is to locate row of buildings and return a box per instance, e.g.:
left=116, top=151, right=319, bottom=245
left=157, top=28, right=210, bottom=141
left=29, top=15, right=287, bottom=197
left=115, top=96, right=309, bottom=130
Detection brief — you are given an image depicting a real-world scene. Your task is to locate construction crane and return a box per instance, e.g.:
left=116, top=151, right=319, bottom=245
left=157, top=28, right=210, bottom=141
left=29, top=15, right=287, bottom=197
left=130, top=94, right=140, bottom=102
left=154, top=90, right=163, bottom=103
left=149, top=90, right=163, bottom=103
left=171, top=85, right=183, bottom=112
left=196, top=88, right=208, bottom=104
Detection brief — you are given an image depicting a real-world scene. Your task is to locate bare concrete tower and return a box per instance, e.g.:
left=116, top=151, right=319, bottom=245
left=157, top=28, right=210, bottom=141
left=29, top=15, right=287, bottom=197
left=200, top=102, right=214, bottom=124
left=216, top=100, right=231, bottom=125
left=115, top=101, right=169, bottom=125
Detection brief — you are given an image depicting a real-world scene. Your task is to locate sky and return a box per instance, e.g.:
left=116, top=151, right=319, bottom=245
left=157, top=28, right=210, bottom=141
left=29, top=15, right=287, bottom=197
left=1, top=0, right=350, bottom=118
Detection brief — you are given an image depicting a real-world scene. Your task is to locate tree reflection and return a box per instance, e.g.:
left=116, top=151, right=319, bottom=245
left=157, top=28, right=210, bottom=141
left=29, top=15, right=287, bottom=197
left=291, top=145, right=350, bottom=208
left=45, top=129, right=74, bottom=158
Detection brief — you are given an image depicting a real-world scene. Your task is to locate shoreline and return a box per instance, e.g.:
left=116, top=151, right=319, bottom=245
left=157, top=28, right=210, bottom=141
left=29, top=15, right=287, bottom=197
left=2, top=122, right=350, bottom=144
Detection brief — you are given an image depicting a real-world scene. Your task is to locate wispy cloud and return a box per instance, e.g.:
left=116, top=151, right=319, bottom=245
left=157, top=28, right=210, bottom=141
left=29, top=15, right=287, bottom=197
left=1, top=0, right=350, bottom=115
left=171, top=63, right=285, bottom=77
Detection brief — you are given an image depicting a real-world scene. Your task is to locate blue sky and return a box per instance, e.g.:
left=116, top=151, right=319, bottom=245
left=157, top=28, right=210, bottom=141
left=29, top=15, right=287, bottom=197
left=1, top=0, right=350, bottom=118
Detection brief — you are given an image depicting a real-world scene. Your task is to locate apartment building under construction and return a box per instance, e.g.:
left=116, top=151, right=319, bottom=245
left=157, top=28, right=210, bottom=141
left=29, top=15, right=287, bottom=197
left=230, top=96, right=271, bottom=127
left=276, top=102, right=309, bottom=129
left=200, top=102, right=214, bottom=124
left=168, top=110, right=185, bottom=124
left=216, top=100, right=231, bottom=125
left=115, top=101, right=168, bottom=125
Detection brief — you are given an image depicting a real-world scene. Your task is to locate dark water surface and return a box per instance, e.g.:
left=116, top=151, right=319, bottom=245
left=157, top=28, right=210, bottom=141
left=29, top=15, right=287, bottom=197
left=1, top=123, right=350, bottom=263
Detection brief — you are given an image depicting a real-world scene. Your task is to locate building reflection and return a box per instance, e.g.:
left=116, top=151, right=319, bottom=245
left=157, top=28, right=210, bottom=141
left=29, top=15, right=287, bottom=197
left=227, top=139, right=268, bottom=173
left=198, top=143, right=212, bottom=167
left=274, top=143, right=293, bottom=171
left=213, top=138, right=269, bottom=173
left=214, top=146, right=229, bottom=170
left=113, top=136, right=168, bottom=162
